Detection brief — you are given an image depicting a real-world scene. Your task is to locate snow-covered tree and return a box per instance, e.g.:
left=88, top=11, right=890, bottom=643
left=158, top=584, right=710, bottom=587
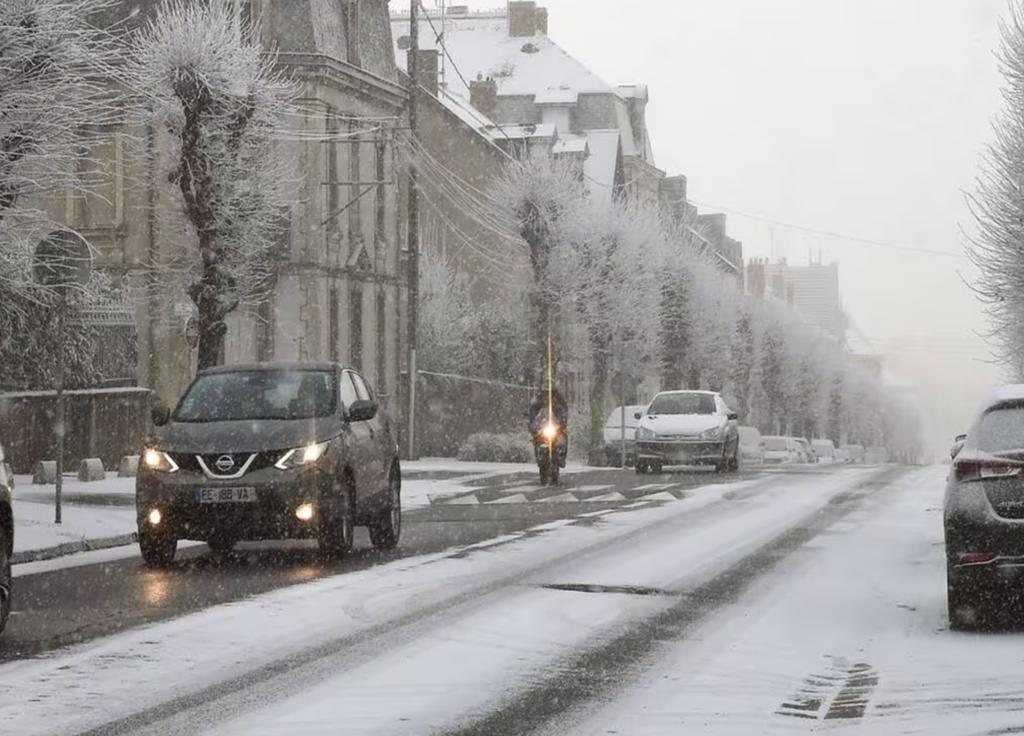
left=0, top=0, right=117, bottom=303
left=968, top=1, right=1024, bottom=369
left=127, top=0, right=294, bottom=369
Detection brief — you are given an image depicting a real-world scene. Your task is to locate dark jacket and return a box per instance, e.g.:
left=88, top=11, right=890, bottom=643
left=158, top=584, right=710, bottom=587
left=529, top=389, right=568, bottom=432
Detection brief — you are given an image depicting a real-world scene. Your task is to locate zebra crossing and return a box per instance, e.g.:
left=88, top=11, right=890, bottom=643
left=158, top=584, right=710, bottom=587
left=427, top=479, right=689, bottom=506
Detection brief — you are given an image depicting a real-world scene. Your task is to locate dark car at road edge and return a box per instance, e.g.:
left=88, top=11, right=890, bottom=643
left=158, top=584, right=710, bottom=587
left=136, top=362, right=402, bottom=566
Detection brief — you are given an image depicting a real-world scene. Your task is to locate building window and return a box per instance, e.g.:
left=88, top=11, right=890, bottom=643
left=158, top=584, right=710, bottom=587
left=375, top=139, right=386, bottom=259
left=327, top=113, right=340, bottom=236
left=348, top=121, right=362, bottom=245
left=349, top=282, right=363, bottom=371
left=376, top=291, right=387, bottom=393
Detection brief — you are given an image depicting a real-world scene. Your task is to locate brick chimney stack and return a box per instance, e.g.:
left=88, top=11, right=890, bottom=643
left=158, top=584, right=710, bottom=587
left=508, top=1, right=548, bottom=37
left=410, top=48, right=439, bottom=96
left=469, top=76, right=498, bottom=119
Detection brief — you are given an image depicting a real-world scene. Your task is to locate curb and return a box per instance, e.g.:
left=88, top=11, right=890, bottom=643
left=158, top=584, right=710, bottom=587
left=12, top=532, right=138, bottom=565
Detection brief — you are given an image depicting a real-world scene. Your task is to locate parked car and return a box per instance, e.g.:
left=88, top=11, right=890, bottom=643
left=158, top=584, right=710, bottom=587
left=945, top=384, right=1024, bottom=629
left=811, top=439, right=836, bottom=463
left=137, top=362, right=402, bottom=566
left=0, top=442, right=11, bottom=636
left=762, top=436, right=800, bottom=464
left=841, top=444, right=866, bottom=463
left=603, top=405, right=646, bottom=467
left=738, top=426, right=764, bottom=465
left=865, top=446, right=889, bottom=464
left=795, top=438, right=814, bottom=463
left=634, top=390, right=740, bottom=474
left=834, top=448, right=852, bottom=463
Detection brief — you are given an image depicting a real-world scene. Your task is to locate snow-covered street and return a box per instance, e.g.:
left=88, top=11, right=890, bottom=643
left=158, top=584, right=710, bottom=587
left=0, top=463, right=985, bottom=736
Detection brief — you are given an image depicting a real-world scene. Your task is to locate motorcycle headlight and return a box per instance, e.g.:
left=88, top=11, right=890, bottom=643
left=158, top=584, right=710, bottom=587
left=700, top=426, right=723, bottom=440
left=636, top=426, right=656, bottom=440
left=143, top=448, right=179, bottom=473
left=541, top=422, right=559, bottom=441
left=275, top=441, right=330, bottom=470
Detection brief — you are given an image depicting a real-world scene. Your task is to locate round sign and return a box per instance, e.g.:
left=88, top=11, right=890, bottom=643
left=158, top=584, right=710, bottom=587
left=184, top=316, right=200, bottom=350
left=33, top=230, right=91, bottom=287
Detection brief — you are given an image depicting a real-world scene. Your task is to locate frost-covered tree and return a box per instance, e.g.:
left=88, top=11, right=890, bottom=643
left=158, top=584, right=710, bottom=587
left=968, top=1, right=1024, bottom=369
left=127, top=0, right=293, bottom=369
left=0, top=0, right=116, bottom=302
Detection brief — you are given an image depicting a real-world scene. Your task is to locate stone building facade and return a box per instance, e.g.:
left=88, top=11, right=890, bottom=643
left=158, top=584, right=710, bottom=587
left=41, top=0, right=410, bottom=409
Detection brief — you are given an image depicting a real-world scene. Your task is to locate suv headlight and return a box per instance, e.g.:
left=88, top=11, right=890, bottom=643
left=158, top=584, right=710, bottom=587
left=143, top=448, right=179, bottom=473
left=636, top=426, right=656, bottom=440
left=275, top=441, right=330, bottom=470
left=699, top=426, right=723, bottom=440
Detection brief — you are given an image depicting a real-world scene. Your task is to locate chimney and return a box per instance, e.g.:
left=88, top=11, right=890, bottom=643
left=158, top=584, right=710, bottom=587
left=469, top=76, right=498, bottom=119
left=508, top=1, right=537, bottom=38
left=410, top=48, right=439, bottom=97
left=535, top=6, right=548, bottom=34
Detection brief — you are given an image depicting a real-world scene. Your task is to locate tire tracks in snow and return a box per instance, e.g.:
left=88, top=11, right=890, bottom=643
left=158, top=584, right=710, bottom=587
left=62, top=472, right=799, bottom=736
left=437, top=466, right=906, bottom=736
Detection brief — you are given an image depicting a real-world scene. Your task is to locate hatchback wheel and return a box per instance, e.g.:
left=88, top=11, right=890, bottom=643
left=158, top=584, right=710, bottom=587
left=369, top=466, right=402, bottom=551
left=948, top=568, right=985, bottom=631
left=319, top=476, right=354, bottom=560
left=0, top=526, right=11, bottom=636
left=139, top=527, right=177, bottom=568
left=207, top=535, right=236, bottom=555
left=635, top=461, right=649, bottom=475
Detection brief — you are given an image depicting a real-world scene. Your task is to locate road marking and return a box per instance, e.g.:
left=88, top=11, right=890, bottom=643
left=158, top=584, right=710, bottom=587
left=588, top=492, right=629, bottom=502
left=538, top=493, right=577, bottom=503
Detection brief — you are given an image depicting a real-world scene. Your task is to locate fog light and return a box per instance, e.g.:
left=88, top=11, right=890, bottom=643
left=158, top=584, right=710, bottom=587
left=295, top=503, right=315, bottom=522
left=148, top=508, right=162, bottom=526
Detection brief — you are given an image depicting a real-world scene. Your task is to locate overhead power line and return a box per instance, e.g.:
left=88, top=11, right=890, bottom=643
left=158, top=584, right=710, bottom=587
left=688, top=199, right=968, bottom=260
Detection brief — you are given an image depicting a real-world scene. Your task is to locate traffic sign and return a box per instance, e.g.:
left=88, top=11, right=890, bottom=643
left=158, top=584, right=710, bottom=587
left=184, top=316, right=200, bottom=350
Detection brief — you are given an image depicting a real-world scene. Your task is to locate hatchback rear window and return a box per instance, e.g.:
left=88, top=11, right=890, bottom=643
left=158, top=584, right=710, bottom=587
left=974, top=404, right=1024, bottom=453
left=175, top=370, right=337, bottom=422
left=763, top=438, right=788, bottom=451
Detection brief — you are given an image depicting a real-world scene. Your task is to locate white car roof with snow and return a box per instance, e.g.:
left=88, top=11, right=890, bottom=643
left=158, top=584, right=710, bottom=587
left=986, top=384, right=1024, bottom=406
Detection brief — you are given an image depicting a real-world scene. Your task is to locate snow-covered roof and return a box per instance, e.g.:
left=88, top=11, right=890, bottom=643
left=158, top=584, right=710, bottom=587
left=987, top=384, right=1024, bottom=406
left=391, top=12, right=616, bottom=104
left=552, top=135, right=588, bottom=155
left=437, top=86, right=500, bottom=139
left=491, top=122, right=558, bottom=140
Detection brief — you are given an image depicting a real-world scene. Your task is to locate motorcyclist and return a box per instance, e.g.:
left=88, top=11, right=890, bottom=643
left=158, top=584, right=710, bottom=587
left=529, top=385, right=569, bottom=436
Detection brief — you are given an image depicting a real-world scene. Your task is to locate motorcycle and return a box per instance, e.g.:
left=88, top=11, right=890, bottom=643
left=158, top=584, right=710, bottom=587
left=532, top=408, right=567, bottom=486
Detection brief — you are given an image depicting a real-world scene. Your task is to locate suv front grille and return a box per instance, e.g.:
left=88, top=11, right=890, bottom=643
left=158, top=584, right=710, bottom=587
left=168, top=451, right=280, bottom=477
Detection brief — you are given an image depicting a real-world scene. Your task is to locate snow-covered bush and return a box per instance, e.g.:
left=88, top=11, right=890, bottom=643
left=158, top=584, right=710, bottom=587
left=456, top=432, right=534, bottom=464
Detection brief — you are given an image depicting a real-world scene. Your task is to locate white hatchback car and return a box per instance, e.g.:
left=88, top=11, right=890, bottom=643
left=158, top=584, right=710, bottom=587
left=634, top=390, right=740, bottom=474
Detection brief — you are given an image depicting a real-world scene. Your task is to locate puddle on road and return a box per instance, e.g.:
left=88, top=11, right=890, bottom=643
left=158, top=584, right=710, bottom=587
left=538, top=582, right=679, bottom=597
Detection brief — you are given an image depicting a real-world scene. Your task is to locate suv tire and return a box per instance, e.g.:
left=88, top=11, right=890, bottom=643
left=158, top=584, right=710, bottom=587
left=369, top=466, right=402, bottom=551
left=0, top=526, right=11, bottom=635
left=139, top=528, right=177, bottom=567
left=319, top=476, right=354, bottom=560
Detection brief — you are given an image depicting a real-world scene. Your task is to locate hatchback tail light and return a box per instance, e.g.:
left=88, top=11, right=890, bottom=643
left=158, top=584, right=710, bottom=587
left=955, top=460, right=1023, bottom=484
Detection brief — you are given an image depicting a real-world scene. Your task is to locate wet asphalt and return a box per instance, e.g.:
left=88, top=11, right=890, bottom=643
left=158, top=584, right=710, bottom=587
left=0, top=466, right=757, bottom=664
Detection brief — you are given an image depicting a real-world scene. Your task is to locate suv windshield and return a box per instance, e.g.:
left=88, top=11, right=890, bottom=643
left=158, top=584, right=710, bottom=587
left=647, top=393, right=716, bottom=416
left=174, top=370, right=337, bottom=422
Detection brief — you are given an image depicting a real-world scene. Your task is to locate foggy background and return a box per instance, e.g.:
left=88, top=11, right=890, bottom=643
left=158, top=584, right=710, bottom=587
left=396, top=0, right=1009, bottom=458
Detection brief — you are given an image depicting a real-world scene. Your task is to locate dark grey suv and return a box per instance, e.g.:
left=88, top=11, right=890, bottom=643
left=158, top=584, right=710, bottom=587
left=137, top=362, right=401, bottom=566
left=945, top=386, right=1024, bottom=629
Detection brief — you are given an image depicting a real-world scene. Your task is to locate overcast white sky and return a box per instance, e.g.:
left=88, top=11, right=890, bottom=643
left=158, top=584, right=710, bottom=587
left=396, top=0, right=1011, bottom=455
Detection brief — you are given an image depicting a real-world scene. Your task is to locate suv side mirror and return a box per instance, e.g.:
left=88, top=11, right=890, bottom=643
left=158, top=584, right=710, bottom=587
left=955, top=434, right=967, bottom=443
left=151, top=402, right=171, bottom=427
left=727, top=412, right=738, bottom=421
left=348, top=399, right=378, bottom=422
left=634, top=411, right=643, bottom=421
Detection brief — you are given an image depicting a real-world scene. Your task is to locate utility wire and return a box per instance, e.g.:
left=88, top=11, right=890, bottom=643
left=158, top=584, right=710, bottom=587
left=688, top=199, right=968, bottom=260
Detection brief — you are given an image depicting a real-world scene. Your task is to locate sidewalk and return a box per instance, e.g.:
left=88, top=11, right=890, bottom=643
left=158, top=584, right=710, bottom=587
left=10, top=459, right=589, bottom=565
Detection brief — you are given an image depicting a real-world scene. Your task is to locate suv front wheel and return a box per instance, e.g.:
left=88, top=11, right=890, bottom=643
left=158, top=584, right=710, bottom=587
left=0, top=525, right=11, bottom=635
left=319, top=475, right=355, bottom=559
left=369, top=465, right=401, bottom=551
left=139, top=527, right=177, bottom=567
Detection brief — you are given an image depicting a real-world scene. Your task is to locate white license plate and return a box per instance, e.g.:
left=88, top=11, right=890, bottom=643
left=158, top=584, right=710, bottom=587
left=195, top=487, right=257, bottom=504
